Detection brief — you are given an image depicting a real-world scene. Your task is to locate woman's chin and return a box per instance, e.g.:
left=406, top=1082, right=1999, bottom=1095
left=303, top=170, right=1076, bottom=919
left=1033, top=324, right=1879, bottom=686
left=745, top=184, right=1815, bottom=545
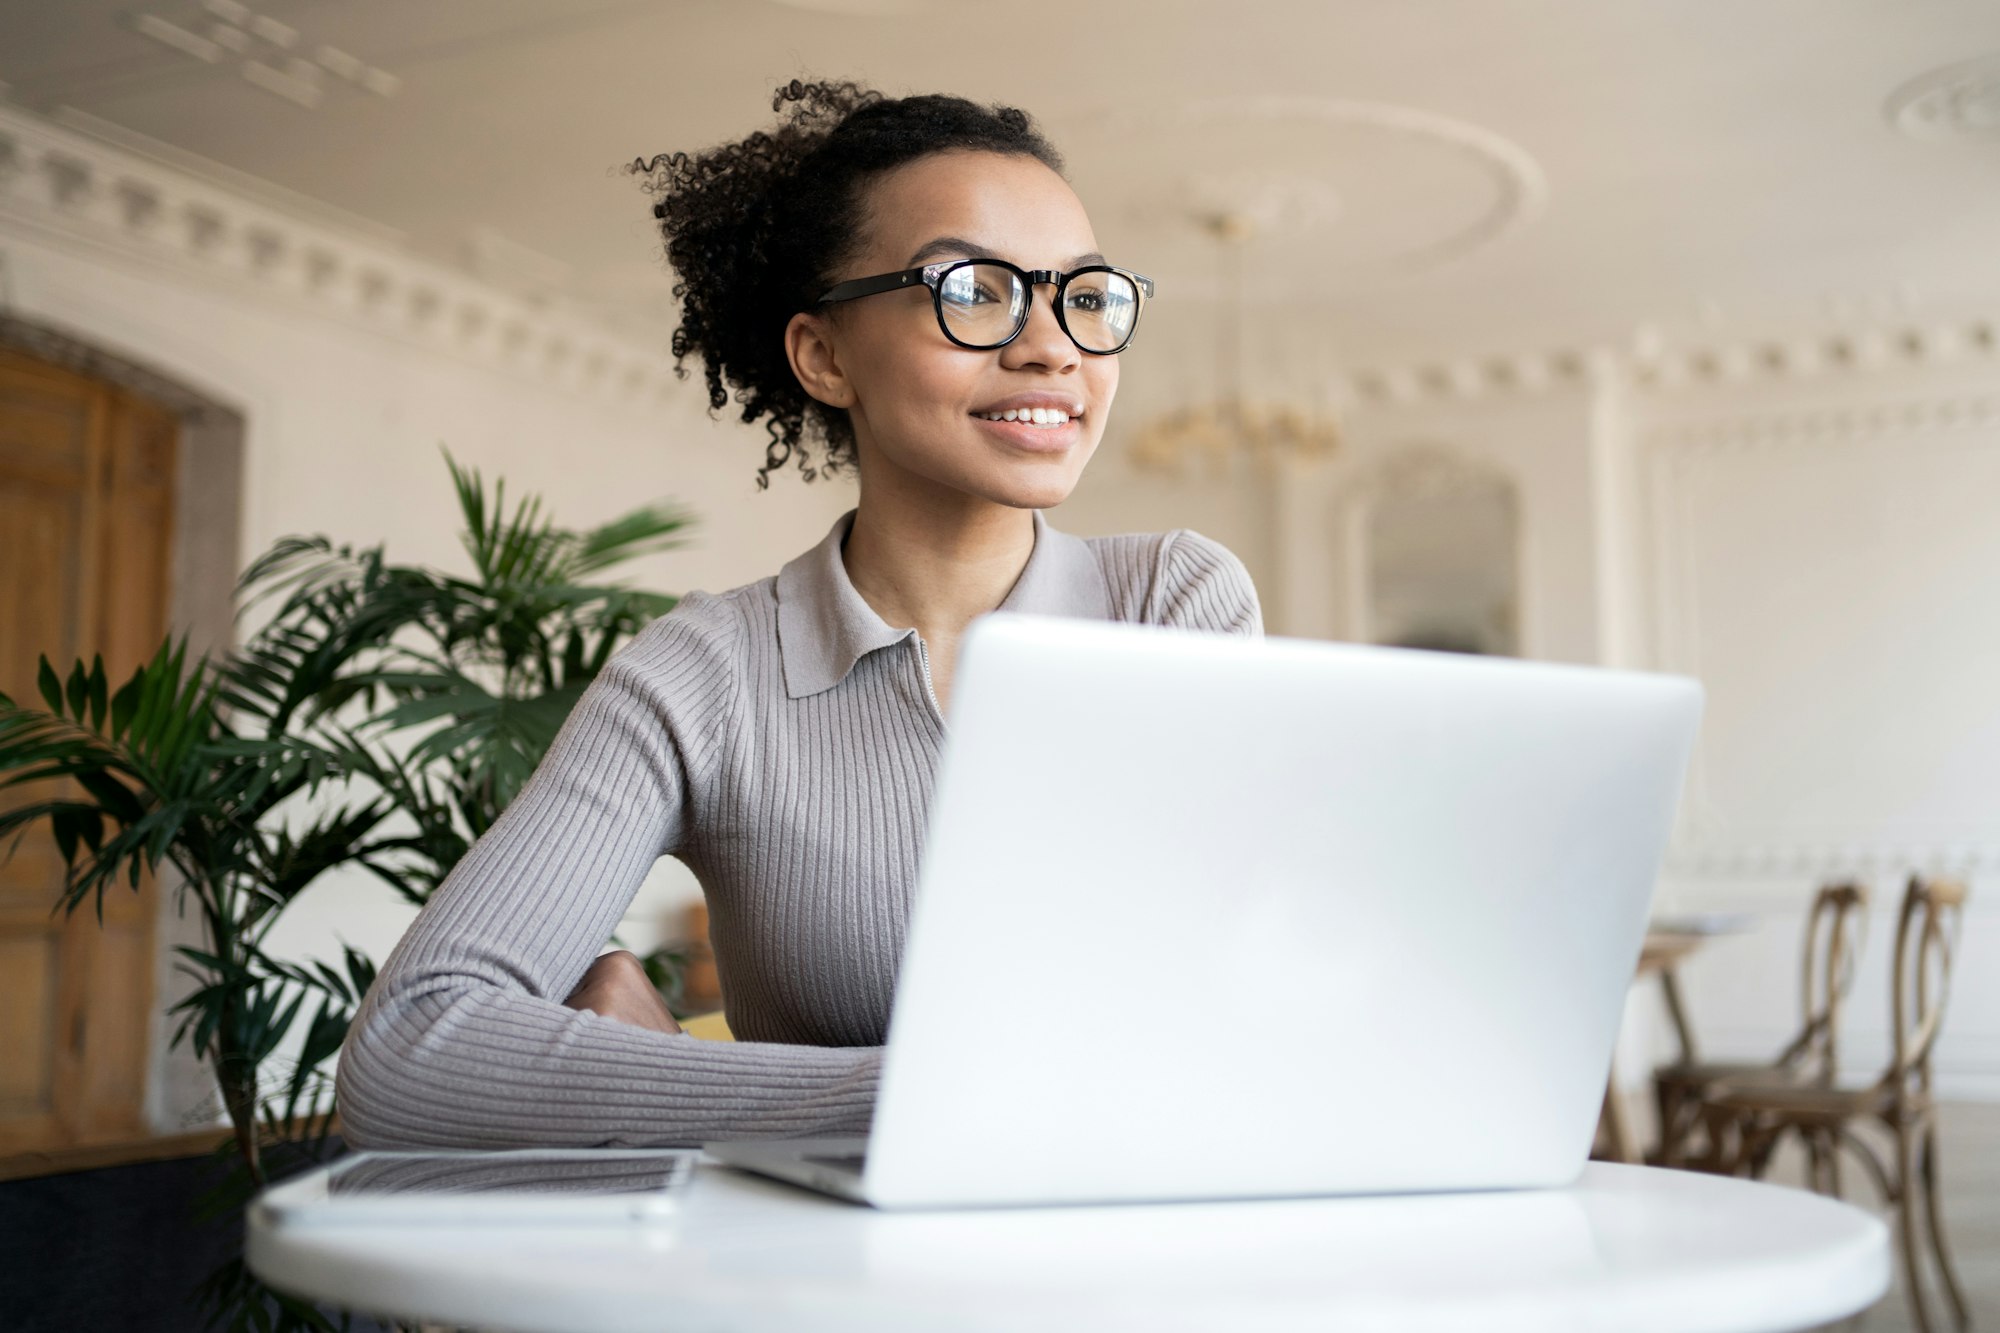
left=969, top=455, right=1088, bottom=511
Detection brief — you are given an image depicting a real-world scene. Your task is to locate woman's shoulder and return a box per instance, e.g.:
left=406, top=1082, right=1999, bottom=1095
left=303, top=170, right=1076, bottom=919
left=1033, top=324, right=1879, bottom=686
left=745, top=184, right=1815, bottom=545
left=601, top=578, right=774, bottom=697
left=1081, top=529, right=1262, bottom=636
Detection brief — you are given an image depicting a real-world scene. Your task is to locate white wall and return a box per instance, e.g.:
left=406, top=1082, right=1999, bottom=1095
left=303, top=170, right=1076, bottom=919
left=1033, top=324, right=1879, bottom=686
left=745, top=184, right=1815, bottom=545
left=1625, top=364, right=2000, bottom=1100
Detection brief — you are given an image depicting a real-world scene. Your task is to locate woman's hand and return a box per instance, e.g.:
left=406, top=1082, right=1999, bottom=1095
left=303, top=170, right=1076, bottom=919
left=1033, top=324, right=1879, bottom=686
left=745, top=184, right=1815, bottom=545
left=562, top=949, right=684, bottom=1035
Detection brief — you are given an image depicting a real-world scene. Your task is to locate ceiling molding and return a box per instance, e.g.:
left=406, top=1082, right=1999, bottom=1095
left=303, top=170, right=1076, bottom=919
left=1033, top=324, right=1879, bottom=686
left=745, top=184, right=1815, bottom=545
left=1637, top=392, right=2000, bottom=452
left=1337, top=321, right=2000, bottom=412
left=1629, top=323, right=2000, bottom=393
left=0, top=101, right=682, bottom=406
left=1342, top=349, right=1607, bottom=406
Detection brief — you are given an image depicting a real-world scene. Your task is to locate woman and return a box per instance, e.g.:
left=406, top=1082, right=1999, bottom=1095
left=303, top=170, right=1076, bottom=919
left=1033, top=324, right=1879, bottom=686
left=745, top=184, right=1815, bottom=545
left=335, top=81, right=1261, bottom=1148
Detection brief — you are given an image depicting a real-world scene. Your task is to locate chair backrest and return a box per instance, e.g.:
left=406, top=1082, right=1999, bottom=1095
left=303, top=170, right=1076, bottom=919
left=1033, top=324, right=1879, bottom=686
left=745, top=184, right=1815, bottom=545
left=1778, top=881, right=1869, bottom=1081
left=1885, top=875, right=1968, bottom=1096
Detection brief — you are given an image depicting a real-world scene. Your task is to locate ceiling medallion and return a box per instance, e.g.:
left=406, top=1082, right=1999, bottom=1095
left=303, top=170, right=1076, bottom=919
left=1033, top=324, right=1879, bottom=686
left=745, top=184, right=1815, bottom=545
left=1886, top=57, right=2000, bottom=141
left=1064, top=95, right=1547, bottom=275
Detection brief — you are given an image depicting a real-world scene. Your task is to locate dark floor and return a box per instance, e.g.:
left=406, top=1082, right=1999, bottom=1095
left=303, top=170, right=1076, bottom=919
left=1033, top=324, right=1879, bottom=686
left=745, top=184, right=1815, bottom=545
left=0, top=1140, right=395, bottom=1333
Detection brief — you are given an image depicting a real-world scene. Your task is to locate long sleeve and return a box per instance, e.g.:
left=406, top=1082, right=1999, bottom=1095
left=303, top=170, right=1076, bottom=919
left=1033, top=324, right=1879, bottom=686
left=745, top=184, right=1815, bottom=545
left=334, top=609, right=881, bottom=1149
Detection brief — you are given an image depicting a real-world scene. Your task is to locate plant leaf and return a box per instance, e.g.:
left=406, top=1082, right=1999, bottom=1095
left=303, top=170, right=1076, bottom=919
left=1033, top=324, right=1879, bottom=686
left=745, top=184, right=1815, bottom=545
left=65, top=660, right=88, bottom=721
left=109, top=665, right=144, bottom=739
left=87, top=656, right=108, bottom=731
left=37, top=657, right=62, bottom=716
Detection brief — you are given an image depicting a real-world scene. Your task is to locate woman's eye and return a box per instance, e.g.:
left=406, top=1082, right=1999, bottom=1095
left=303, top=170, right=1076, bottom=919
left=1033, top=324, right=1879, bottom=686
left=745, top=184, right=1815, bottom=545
left=943, top=280, right=1004, bottom=307
left=1067, top=288, right=1108, bottom=312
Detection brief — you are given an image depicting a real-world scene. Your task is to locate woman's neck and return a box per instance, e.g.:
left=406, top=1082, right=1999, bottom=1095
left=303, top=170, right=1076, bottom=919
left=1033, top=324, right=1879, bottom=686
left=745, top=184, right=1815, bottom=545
left=840, top=487, right=1036, bottom=644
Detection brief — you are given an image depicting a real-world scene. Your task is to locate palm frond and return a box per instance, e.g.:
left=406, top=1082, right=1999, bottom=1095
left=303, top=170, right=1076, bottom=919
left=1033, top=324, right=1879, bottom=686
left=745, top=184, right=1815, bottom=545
left=563, top=501, right=695, bottom=578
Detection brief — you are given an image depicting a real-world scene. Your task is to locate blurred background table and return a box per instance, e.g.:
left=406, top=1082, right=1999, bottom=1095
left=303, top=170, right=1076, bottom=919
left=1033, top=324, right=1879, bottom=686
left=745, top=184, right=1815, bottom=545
left=1596, top=916, right=1757, bottom=1164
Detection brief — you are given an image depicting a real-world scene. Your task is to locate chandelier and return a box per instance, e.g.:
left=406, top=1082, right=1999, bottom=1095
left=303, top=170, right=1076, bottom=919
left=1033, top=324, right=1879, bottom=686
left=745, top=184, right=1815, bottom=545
left=1128, top=212, right=1342, bottom=473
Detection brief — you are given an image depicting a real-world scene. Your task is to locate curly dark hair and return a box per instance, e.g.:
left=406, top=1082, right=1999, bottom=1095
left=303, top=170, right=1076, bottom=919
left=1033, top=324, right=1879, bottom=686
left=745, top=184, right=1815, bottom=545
left=631, top=80, right=1066, bottom=489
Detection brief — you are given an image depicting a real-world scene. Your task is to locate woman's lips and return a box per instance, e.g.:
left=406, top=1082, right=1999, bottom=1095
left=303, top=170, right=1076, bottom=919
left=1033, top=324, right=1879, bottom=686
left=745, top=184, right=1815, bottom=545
left=969, top=414, right=1080, bottom=453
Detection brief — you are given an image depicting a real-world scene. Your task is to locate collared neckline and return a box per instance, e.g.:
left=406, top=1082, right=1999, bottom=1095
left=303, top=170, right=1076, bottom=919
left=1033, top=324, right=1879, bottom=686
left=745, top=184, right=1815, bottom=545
left=774, top=508, right=1111, bottom=699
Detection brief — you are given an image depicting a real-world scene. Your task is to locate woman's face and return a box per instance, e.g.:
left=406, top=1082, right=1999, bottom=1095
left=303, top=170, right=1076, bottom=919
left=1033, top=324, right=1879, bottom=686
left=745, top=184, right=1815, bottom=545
left=789, top=150, right=1121, bottom=511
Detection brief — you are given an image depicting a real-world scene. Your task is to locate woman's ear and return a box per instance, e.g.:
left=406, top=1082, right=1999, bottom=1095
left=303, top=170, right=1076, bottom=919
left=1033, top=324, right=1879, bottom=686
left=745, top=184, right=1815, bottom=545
left=785, top=312, right=855, bottom=410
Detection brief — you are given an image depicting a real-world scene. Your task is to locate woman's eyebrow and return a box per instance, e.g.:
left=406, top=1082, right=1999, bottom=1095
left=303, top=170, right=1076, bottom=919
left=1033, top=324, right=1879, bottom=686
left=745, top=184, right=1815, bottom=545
left=905, top=237, right=1109, bottom=269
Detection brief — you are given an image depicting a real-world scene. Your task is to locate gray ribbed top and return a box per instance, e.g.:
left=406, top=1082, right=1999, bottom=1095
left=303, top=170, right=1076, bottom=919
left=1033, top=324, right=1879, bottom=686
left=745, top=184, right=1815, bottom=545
left=335, top=509, right=1261, bottom=1149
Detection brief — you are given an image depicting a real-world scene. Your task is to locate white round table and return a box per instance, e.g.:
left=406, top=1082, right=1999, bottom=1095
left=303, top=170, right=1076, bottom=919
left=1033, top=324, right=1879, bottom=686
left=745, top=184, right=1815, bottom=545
left=248, top=1159, right=1889, bottom=1333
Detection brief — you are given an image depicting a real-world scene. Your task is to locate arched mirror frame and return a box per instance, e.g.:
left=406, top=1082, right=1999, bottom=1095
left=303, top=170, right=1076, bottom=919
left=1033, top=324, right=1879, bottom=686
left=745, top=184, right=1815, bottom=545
left=1336, top=442, right=1524, bottom=656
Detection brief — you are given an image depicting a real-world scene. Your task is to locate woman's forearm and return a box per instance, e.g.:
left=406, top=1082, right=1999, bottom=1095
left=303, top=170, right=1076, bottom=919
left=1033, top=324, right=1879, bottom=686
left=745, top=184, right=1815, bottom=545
left=335, top=979, right=880, bottom=1149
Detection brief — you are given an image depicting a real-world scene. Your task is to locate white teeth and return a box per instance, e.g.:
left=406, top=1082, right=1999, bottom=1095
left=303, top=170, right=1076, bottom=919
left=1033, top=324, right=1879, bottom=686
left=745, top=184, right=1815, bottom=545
left=977, top=408, right=1074, bottom=425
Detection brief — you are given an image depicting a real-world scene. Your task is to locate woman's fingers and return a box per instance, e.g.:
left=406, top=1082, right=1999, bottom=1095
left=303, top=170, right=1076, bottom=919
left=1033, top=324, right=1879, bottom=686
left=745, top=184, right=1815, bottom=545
left=562, top=949, right=684, bottom=1035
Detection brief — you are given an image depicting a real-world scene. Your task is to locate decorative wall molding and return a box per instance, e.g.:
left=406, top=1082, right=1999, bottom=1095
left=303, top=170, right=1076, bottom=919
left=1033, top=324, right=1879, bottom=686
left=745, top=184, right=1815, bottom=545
left=1662, top=844, right=2000, bottom=881
left=1643, top=386, right=2000, bottom=878
left=1638, top=393, right=2000, bottom=452
left=1343, top=348, right=1608, bottom=407
left=0, top=101, right=683, bottom=406
left=9, top=101, right=1994, bottom=419
left=1661, top=868, right=1999, bottom=918
left=1338, top=326, right=2000, bottom=412
left=1630, top=323, right=2000, bottom=390
left=0, top=310, right=237, bottom=422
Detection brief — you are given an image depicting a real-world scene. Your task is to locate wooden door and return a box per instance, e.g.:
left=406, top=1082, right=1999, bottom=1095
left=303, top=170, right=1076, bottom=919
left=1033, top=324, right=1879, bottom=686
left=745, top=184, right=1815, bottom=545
left=0, top=346, right=178, bottom=1153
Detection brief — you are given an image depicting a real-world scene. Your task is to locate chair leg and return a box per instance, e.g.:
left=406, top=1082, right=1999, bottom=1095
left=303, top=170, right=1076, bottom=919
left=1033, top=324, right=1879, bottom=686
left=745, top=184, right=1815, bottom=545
left=1746, top=1118, right=1784, bottom=1181
left=1654, top=1082, right=1683, bottom=1166
left=1918, top=1122, right=1972, bottom=1331
left=1598, top=1083, right=1641, bottom=1164
left=1721, top=1109, right=1762, bottom=1177
left=1825, top=1127, right=1845, bottom=1201
left=1654, top=1080, right=1707, bottom=1169
left=1895, top=1120, right=1938, bottom=1333
left=1695, top=1105, right=1737, bottom=1174
left=1805, top=1130, right=1827, bottom=1194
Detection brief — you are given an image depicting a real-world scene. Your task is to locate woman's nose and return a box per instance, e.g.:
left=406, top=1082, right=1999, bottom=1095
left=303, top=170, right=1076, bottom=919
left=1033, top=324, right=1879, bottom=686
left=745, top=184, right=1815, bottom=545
left=999, top=284, right=1082, bottom=371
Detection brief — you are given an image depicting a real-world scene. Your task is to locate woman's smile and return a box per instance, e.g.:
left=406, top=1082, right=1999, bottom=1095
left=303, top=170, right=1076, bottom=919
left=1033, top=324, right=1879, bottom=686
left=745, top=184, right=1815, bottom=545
left=969, top=391, right=1085, bottom=453
left=969, top=412, right=1080, bottom=453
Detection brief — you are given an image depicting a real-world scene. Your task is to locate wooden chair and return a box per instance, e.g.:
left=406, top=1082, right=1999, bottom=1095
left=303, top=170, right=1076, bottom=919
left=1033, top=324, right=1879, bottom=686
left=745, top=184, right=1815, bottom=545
left=1651, top=882, right=1869, bottom=1169
left=1704, top=876, right=1971, bottom=1333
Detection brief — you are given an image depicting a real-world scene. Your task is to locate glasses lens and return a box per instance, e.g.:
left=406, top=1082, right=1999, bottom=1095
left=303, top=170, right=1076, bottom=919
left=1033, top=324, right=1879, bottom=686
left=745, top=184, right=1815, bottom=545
left=936, top=263, right=1028, bottom=348
left=1061, top=270, right=1141, bottom=352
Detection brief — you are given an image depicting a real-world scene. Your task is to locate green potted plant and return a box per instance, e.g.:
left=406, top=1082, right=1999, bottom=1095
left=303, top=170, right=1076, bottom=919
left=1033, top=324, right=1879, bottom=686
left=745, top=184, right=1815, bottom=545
left=0, top=449, right=692, bottom=1329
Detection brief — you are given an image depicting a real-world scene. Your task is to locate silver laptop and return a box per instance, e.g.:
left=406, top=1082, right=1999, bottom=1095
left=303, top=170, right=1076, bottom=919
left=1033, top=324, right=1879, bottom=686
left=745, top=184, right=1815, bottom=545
left=709, top=613, right=1703, bottom=1209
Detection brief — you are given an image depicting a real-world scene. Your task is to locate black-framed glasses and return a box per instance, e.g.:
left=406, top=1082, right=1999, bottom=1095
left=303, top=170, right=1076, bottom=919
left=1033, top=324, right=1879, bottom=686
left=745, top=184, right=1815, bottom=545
left=816, top=258, right=1155, bottom=355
